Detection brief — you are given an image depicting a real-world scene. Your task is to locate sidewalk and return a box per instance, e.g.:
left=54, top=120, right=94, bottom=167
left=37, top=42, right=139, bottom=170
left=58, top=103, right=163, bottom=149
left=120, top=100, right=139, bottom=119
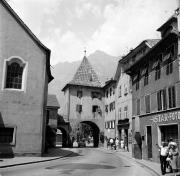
left=0, top=148, right=73, bottom=168
left=99, top=147, right=180, bottom=176
left=115, top=149, right=161, bottom=176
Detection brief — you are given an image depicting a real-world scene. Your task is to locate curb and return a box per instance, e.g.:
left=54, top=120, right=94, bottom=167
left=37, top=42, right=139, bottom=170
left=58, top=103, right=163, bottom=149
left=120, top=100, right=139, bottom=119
left=0, top=151, right=73, bottom=168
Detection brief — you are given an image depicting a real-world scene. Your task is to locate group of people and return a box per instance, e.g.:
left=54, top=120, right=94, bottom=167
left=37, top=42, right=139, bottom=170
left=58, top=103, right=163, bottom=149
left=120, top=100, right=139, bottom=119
left=107, top=137, right=119, bottom=150
left=157, top=138, right=179, bottom=175
left=107, top=137, right=128, bottom=150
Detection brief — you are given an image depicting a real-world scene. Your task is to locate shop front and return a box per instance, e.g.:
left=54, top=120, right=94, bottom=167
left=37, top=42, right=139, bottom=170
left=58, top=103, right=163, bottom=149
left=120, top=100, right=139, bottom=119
left=140, top=108, right=180, bottom=162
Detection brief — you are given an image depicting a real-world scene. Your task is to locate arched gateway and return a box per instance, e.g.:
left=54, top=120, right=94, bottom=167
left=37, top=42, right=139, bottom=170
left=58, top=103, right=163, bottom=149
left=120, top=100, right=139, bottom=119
left=62, top=55, right=104, bottom=147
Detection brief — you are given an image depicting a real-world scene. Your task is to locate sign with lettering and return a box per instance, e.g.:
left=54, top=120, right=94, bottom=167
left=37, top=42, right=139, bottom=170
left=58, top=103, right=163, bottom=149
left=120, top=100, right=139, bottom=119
left=150, top=111, right=180, bottom=123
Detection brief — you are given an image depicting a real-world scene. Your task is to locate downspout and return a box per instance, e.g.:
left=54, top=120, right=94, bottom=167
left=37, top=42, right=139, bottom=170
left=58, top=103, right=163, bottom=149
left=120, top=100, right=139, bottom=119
left=67, top=87, right=70, bottom=146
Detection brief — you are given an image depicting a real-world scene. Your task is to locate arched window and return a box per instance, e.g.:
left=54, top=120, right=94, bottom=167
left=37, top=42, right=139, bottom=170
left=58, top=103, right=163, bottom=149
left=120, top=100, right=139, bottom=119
left=6, top=62, right=23, bottom=89
left=2, top=57, right=28, bottom=91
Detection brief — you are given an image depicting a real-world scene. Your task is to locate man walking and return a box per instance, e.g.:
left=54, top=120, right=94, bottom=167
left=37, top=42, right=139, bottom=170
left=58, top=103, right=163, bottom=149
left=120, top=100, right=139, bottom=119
left=156, top=142, right=169, bottom=175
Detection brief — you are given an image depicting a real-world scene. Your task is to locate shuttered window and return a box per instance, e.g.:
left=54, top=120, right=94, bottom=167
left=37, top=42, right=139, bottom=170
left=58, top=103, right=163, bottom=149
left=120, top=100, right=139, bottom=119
left=168, top=86, right=176, bottom=108
left=155, top=63, right=161, bottom=80
left=157, top=89, right=167, bottom=111
left=137, top=99, right=140, bottom=115
left=145, top=95, right=150, bottom=113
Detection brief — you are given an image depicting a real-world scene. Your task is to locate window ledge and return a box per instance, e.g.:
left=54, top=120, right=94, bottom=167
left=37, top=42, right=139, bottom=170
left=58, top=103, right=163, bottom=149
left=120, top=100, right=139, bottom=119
left=2, top=88, right=25, bottom=92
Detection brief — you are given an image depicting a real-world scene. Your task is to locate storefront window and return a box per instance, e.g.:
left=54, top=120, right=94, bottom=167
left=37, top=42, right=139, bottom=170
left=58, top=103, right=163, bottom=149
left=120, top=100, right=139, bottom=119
left=160, top=124, right=178, bottom=145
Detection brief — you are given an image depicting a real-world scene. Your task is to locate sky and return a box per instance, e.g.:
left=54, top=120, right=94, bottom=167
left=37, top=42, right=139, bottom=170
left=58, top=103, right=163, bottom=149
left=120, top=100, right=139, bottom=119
left=8, top=0, right=177, bottom=65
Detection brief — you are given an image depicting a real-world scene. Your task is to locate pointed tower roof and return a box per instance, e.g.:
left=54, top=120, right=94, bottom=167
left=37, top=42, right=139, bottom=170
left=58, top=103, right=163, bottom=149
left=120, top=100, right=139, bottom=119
left=62, top=56, right=102, bottom=91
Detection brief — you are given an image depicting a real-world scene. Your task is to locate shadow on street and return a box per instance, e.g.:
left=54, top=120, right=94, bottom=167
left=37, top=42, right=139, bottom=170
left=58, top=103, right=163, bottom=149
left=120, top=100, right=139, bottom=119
left=42, top=148, right=81, bottom=158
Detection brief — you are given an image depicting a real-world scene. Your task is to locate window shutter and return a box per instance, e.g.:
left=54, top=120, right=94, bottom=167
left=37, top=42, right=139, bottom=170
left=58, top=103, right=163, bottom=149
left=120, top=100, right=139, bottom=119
left=145, top=95, right=150, bottom=113
left=168, top=87, right=172, bottom=108
left=163, top=89, right=167, bottom=110
left=172, top=86, right=176, bottom=108
left=157, top=91, right=161, bottom=111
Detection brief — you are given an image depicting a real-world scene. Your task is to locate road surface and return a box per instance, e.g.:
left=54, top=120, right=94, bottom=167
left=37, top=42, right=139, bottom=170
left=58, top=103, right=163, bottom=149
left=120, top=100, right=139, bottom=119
left=0, top=148, right=158, bottom=176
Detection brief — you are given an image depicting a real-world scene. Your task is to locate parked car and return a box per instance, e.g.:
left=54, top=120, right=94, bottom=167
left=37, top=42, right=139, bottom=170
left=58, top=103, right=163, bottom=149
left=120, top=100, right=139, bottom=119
left=78, top=139, right=86, bottom=148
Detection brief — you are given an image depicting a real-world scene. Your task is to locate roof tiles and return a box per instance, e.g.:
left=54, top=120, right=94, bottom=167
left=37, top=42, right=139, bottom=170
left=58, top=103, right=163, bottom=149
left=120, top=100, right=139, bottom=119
left=69, top=56, right=102, bottom=88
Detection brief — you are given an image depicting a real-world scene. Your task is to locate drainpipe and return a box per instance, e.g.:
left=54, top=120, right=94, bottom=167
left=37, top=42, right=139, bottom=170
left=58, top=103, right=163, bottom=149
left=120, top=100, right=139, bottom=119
left=67, top=88, right=70, bottom=146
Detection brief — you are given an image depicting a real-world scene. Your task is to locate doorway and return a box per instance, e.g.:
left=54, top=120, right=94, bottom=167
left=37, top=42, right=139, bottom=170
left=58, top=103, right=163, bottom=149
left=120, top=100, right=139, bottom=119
left=147, top=126, right=152, bottom=159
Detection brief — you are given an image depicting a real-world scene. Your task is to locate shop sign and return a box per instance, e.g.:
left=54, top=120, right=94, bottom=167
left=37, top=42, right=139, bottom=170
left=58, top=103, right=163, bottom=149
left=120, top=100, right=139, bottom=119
left=150, top=111, right=180, bottom=123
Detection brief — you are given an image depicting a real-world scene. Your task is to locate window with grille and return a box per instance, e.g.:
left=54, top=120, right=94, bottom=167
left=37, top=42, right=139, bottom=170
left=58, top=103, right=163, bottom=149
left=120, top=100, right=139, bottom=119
left=6, top=62, right=23, bottom=89
left=157, top=89, right=167, bottom=111
left=3, top=57, right=27, bottom=91
left=168, top=86, right=176, bottom=108
left=0, top=127, right=15, bottom=144
left=145, top=95, right=150, bottom=113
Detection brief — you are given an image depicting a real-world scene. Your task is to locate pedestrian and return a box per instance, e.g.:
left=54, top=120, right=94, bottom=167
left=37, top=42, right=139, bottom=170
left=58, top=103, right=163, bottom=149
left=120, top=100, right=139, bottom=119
left=168, top=142, right=179, bottom=173
left=110, top=138, right=114, bottom=150
left=115, top=137, right=119, bottom=150
left=156, top=142, right=169, bottom=175
left=168, top=137, right=174, bottom=149
left=120, top=139, right=124, bottom=149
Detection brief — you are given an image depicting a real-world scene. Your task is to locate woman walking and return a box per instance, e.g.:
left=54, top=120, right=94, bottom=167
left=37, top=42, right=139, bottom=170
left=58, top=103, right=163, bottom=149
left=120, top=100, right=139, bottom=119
left=169, top=142, right=179, bottom=173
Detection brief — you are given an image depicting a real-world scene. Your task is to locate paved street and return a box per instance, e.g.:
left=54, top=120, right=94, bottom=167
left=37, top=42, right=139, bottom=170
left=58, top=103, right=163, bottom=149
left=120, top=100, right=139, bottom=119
left=0, top=148, right=157, bottom=176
